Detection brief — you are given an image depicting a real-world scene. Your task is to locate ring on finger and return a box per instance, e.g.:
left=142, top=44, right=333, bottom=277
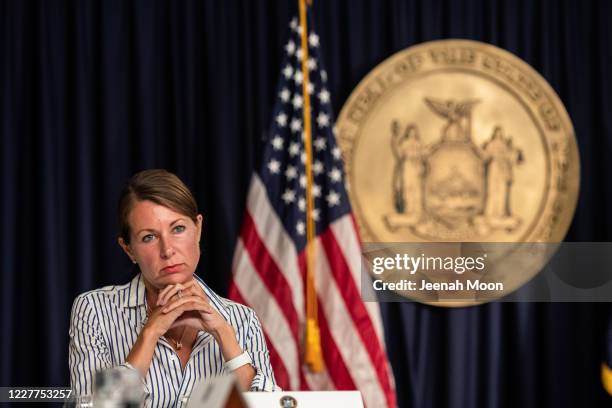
left=177, top=289, right=183, bottom=299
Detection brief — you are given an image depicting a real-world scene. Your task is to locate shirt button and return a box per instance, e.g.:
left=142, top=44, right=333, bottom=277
left=169, top=355, right=176, bottom=361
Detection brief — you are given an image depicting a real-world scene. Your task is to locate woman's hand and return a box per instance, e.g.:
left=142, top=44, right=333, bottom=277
left=142, top=299, right=199, bottom=339
left=149, top=280, right=255, bottom=389
left=156, top=280, right=230, bottom=335
left=126, top=292, right=200, bottom=378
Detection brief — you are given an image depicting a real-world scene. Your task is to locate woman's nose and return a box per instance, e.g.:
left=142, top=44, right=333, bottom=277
left=160, top=238, right=176, bottom=259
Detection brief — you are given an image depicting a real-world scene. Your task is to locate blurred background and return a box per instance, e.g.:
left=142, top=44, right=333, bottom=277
left=1, top=0, right=611, bottom=407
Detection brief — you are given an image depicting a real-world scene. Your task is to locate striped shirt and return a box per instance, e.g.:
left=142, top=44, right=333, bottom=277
left=69, top=273, right=279, bottom=407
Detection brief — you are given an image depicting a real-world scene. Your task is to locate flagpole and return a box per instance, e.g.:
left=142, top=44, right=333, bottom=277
left=299, top=0, right=323, bottom=372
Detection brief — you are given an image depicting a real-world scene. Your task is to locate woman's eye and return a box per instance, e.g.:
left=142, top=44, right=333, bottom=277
left=142, top=234, right=155, bottom=243
left=173, top=225, right=186, bottom=233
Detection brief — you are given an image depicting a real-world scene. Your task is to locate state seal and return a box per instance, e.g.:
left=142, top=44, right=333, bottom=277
left=337, top=40, right=580, bottom=305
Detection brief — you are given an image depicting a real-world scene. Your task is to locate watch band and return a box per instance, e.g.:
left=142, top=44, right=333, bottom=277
left=224, top=351, right=253, bottom=371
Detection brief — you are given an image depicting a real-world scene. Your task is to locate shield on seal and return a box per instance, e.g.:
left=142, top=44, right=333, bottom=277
left=424, top=140, right=485, bottom=228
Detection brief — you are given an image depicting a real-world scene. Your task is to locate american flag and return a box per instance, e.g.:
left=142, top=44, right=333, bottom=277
left=229, top=12, right=396, bottom=408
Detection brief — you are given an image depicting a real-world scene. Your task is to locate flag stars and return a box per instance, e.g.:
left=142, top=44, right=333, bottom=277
left=271, top=135, right=284, bottom=150
left=309, top=32, right=320, bottom=48
left=260, top=19, right=349, bottom=243
left=307, top=57, right=317, bottom=71
left=285, top=40, right=296, bottom=55
left=290, top=118, right=302, bottom=133
left=294, top=70, right=303, bottom=85
left=267, top=159, right=281, bottom=174
left=279, top=88, right=290, bottom=102
left=285, top=165, right=298, bottom=180
left=317, top=112, right=330, bottom=128
left=329, top=167, right=342, bottom=182
left=326, top=190, right=341, bottom=207
left=318, top=88, right=330, bottom=104
left=288, top=142, right=300, bottom=157
left=314, top=137, right=327, bottom=151
left=321, top=70, right=328, bottom=82
left=311, top=208, right=320, bottom=221
left=290, top=18, right=302, bottom=34
left=332, top=146, right=342, bottom=160
left=281, top=189, right=296, bottom=204
left=276, top=113, right=288, bottom=127
left=283, top=65, right=294, bottom=80
left=296, top=220, right=305, bottom=235
left=292, top=94, right=303, bottom=109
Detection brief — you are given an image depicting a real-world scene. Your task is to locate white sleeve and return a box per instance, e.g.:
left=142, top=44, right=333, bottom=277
left=243, top=309, right=281, bottom=392
left=68, top=294, right=112, bottom=396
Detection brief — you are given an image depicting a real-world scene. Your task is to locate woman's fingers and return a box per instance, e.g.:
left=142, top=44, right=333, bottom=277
left=156, top=280, right=209, bottom=306
left=181, top=279, right=211, bottom=303
left=157, top=283, right=186, bottom=306
left=162, top=295, right=213, bottom=314
left=156, top=285, right=176, bottom=305
left=153, top=294, right=228, bottom=335
left=167, top=303, right=217, bottom=331
left=157, top=284, right=174, bottom=298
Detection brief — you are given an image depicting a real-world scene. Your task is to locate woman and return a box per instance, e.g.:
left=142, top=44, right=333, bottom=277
left=69, top=169, right=278, bottom=406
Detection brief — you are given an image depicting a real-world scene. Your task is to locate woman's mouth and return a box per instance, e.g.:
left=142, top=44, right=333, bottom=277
left=161, top=264, right=184, bottom=273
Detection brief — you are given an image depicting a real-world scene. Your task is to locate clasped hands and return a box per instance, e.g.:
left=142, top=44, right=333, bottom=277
left=137, top=279, right=254, bottom=388
left=144, top=279, right=230, bottom=339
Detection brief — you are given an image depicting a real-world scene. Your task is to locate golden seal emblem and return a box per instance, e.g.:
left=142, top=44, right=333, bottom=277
left=336, top=40, right=580, bottom=305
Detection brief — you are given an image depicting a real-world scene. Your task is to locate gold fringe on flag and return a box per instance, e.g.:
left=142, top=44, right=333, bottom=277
left=603, top=363, right=612, bottom=395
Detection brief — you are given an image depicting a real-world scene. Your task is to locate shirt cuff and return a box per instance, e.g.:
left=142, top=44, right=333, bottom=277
left=249, top=366, right=282, bottom=392
left=225, top=351, right=253, bottom=371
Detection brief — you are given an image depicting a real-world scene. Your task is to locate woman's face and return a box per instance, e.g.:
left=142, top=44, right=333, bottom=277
left=119, top=200, right=203, bottom=289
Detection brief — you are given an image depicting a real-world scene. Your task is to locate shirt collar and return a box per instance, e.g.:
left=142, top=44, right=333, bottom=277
left=122, top=273, right=231, bottom=322
left=124, top=273, right=146, bottom=308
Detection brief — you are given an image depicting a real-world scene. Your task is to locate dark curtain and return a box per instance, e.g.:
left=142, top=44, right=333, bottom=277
left=1, top=0, right=611, bottom=407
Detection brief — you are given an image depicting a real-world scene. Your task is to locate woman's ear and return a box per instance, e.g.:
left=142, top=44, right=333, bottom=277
left=118, top=237, right=137, bottom=264
left=196, top=214, right=203, bottom=243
